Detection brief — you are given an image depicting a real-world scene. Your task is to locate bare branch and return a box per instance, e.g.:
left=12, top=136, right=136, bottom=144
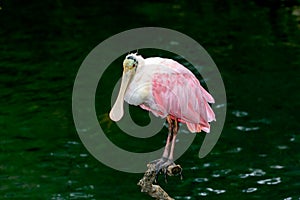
left=137, top=163, right=182, bottom=200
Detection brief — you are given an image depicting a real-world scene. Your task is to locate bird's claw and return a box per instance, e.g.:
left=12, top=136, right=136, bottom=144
left=150, top=158, right=176, bottom=183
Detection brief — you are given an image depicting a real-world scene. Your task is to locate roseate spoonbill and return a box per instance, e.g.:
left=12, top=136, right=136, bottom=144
left=109, top=53, right=215, bottom=170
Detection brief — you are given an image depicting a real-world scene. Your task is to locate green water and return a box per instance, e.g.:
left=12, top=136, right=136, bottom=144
left=1, top=0, right=300, bottom=199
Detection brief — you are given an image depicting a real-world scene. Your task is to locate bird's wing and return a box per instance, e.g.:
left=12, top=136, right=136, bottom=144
left=140, top=58, right=215, bottom=133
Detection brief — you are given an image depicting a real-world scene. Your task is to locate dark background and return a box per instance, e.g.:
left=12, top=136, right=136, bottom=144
left=1, top=0, right=300, bottom=199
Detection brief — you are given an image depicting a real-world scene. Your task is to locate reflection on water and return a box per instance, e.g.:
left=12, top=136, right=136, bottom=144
left=239, top=168, right=266, bottom=178
left=270, top=165, right=284, bottom=169
left=232, top=110, right=248, bottom=117
left=235, top=125, right=260, bottom=132
left=257, top=177, right=281, bottom=185
left=242, top=187, right=257, bottom=193
left=226, top=147, right=242, bottom=153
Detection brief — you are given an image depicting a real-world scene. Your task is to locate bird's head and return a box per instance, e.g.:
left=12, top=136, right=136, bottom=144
left=109, top=53, right=143, bottom=121
left=123, top=54, right=139, bottom=72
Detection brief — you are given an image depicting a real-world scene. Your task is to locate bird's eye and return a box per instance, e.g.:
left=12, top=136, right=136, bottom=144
left=126, top=55, right=138, bottom=68
left=127, top=56, right=134, bottom=60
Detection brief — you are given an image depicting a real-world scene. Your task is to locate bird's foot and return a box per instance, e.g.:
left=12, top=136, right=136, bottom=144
left=149, top=157, right=168, bottom=166
left=159, top=159, right=175, bottom=183
left=151, top=158, right=182, bottom=183
left=159, top=159, right=175, bottom=171
left=150, top=157, right=172, bottom=174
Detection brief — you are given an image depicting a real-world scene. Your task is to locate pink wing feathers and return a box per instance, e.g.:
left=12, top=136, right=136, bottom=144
left=140, top=58, right=215, bottom=133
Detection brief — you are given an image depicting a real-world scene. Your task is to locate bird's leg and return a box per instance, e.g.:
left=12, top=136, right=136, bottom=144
left=160, top=118, right=180, bottom=183
left=168, top=117, right=178, bottom=161
left=150, top=117, right=183, bottom=183
left=162, top=115, right=174, bottom=159
left=160, top=118, right=178, bottom=168
left=150, top=116, right=173, bottom=167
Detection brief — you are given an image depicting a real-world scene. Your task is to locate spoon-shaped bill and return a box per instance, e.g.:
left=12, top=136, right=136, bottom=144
left=109, top=71, right=132, bottom=121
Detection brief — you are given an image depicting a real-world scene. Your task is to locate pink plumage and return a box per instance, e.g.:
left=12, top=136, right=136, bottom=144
left=110, top=53, right=215, bottom=133
left=138, top=57, right=215, bottom=133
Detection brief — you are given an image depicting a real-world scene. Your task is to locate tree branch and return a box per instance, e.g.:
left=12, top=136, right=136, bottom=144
left=137, top=162, right=182, bottom=200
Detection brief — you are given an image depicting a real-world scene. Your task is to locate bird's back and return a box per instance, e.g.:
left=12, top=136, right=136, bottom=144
left=127, top=56, right=216, bottom=133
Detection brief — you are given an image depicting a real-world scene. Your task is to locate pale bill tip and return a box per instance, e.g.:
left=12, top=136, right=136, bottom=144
left=109, top=107, right=124, bottom=122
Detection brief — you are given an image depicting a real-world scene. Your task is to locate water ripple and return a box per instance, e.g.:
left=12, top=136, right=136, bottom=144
left=76, top=185, right=95, bottom=191
left=49, top=152, right=76, bottom=159
left=67, top=141, right=80, bottom=145
left=257, top=177, right=281, bottom=185
left=236, top=126, right=260, bottom=132
left=174, top=196, right=193, bottom=200
left=239, top=168, right=266, bottom=178
left=258, top=154, right=268, bottom=157
left=206, top=187, right=226, bottom=194
left=69, top=192, right=94, bottom=199
left=270, top=165, right=284, bottom=169
left=79, top=153, right=88, bottom=157
left=232, top=110, right=248, bottom=117
left=283, top=197, right=292, bottom=200
left=190, top=166, right=199, bottom=170
left=290, top=136, right=296, bottom=142
left=202, top=162, right=219, bottom=168
left=51, top=193, right=65, bottom=200
left=197, top=192, right=208, bottom=196
left=289, top=134, right=300, bottom=142
left=277, top=145, right=289, bottom=150
left=250, top=118, right=271, bottom=124
left=226, top=147, right=242, bottom=153
left=194, top=177, right=209, bottom=183
left=212, top=169, right=232, bottom=178
left=242, top=187, right=258, bottom=193
left=282, top=197, right=300, bottom=200
left=215, top=103, right=226, bottom=109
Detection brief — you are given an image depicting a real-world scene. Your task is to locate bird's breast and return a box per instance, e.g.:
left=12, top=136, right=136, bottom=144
left=124, top=81, right=152, bottom=106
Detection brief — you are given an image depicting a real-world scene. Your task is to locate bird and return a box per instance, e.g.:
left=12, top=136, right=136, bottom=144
left=109, top=53, right=216, bottom=172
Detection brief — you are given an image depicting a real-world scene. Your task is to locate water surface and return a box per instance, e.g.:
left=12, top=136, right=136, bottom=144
left=1, top=0, right=300, bottom=199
